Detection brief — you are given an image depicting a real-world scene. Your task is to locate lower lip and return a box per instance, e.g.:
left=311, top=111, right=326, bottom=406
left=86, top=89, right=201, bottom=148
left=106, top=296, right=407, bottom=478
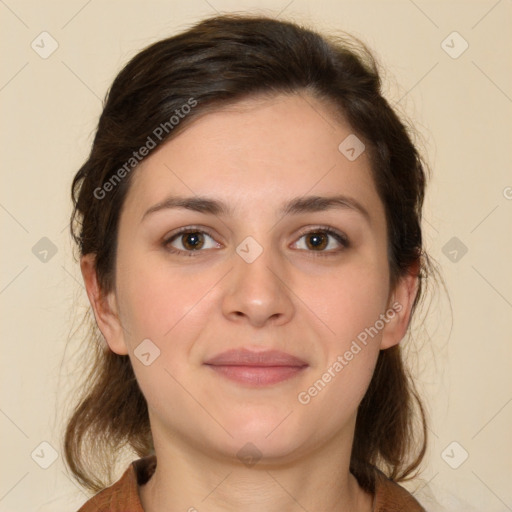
left=205, top=365, right=307, bottom=386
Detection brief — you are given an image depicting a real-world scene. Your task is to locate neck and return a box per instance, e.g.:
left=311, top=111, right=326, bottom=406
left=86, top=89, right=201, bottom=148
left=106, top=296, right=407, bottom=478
left=139, top=422, right=373, bottom=512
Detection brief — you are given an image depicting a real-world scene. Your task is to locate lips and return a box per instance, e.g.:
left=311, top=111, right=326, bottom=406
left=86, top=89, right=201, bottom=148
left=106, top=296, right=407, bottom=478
left=204, top=348, right=308, bottom=367
left=204, top=348, right=308, bottom=386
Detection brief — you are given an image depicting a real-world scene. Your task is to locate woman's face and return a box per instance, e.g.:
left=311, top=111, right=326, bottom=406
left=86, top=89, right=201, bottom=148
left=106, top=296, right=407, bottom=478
left=88, top=93, right=415, bottom=462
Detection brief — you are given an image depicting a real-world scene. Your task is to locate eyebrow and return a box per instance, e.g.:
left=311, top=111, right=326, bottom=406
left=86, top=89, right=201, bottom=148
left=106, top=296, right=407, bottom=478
left=141, top=194, right=371, bottom=224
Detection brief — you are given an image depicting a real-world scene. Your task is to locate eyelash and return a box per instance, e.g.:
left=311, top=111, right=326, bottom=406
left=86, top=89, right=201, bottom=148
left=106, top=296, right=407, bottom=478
left=162, top=225, right=350, bottom=258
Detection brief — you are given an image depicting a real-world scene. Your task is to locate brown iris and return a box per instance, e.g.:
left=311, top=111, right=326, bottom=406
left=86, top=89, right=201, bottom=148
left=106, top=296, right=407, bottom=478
left=181, top=232, right=205, bottom=250
left=305, top=232, right=328, bottom=251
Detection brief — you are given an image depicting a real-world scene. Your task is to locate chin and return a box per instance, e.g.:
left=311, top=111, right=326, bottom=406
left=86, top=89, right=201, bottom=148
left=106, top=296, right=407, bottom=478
left=215, top=413, right=308, bottom=462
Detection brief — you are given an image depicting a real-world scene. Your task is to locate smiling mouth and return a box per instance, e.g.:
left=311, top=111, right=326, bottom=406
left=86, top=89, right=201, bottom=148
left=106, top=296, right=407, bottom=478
left=203, top=348, right=308, bottom=387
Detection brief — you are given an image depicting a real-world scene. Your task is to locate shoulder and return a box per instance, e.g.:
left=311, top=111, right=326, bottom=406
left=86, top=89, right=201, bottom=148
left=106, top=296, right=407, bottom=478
left=76, top=455, right=156, bottom=512
left=373, top=470, right=426, bottom=512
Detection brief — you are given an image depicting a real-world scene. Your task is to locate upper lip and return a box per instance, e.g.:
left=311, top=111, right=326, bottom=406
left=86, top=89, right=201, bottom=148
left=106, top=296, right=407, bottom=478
left=204, top=348, right=308, bottom=367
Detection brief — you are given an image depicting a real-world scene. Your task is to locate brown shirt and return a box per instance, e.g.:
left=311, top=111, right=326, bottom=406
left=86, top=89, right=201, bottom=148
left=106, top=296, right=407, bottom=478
left=77, top=455, right=425, bottom=511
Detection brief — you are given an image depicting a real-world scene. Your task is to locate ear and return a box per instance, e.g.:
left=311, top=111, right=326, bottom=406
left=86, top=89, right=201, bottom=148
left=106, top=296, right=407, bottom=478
left=80, top=254, right=129, bottom=355
left=380, top=260, right=420, bottom=350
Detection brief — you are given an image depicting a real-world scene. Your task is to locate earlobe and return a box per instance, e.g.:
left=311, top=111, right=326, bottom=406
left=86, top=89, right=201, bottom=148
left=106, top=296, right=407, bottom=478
left=80, top=254, right=129, bottom=355
left=380, top=265, right=419, bottom=350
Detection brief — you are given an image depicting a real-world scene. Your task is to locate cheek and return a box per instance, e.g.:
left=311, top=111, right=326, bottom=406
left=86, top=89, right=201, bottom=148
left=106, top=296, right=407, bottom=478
left=302, top=257, right=390, bottom=345
left=292, top=278, right=383, bottom=435
left=295, top=256, right=389, bottom=407
left=297, top=347, right=379, bottom=429
left=115, top=253, right=219, bottom=353
left=114, top=259, right=214, bottom=415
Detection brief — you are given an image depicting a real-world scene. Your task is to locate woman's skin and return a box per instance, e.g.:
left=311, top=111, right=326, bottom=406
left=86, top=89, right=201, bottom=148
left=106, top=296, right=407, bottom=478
left=81, top=93, right=418, bottom=512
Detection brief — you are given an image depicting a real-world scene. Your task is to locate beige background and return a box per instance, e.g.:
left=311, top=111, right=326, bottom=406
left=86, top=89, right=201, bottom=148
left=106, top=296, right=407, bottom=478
left=1, top=1, right=511, bottom=510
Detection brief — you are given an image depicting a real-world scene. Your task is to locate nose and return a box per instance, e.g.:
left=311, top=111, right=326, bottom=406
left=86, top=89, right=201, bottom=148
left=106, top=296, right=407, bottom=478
left=221, top=243, right=295, bottom=328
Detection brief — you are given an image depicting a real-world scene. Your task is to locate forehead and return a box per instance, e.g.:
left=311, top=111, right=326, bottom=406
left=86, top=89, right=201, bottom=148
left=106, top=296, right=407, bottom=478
left=123, top=93, right=385, bottom=223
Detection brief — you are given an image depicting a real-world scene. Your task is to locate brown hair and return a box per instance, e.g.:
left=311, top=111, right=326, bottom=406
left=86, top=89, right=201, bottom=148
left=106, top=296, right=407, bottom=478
left=65, top=13, right=436, bottom=495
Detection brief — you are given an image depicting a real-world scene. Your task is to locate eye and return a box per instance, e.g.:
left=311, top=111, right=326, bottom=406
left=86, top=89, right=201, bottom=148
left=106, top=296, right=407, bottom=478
left=292, top=226, right=349, bottom=256
left=163, top=227, right=220, bottom=256
left=163, top=225, right=349, bottom=258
